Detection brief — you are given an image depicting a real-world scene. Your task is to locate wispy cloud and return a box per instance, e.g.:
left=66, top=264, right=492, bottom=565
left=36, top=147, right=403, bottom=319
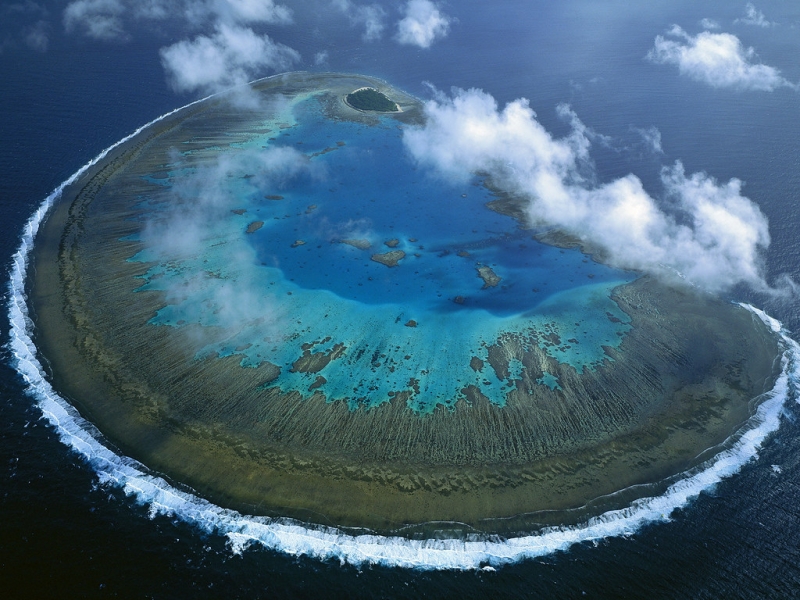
left=395, top=0, right=451, bottom=49
left=403, top=88, right=772, bottom=293
left=699, top=18, right=720, bottom=30
left=143, top=145, right=318, bottom=259
left=647, top=26, right=794, bottom=91
left=633, top=126, right=663, bottom=154
left=140, top=146, right=321, bottom=334
left=62, top=0, right=292, bottom=41
left=332, top=0, right=386, bottom=42
left=0, top=2, right=48, bottom=53
left=132, top=0, right=169, bottom=20
left=314, top=50, right=329, bottom=65
left=210, top=0, right=292, bottom=25
left=63, top=0, right=128, bottom=41
left=3, top=0, right=48, bottom=17
left=24, top=19, right=49, bottom=51
left=160, top=23, right=299, bottom=101
left=62, top=0, right=299, bottom=100
left=735, top=3, right=773, bottom=28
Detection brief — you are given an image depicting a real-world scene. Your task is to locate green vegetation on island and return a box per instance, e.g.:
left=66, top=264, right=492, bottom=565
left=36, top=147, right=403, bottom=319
left=345, top=88, right=399, bottom=112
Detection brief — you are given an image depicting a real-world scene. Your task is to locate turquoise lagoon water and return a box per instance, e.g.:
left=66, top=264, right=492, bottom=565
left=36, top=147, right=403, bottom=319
left=131, top=94, right=634, bottom=413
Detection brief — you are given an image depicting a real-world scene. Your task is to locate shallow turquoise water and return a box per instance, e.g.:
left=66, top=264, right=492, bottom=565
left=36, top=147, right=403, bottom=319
left=131, top=94, right=634, bottom=413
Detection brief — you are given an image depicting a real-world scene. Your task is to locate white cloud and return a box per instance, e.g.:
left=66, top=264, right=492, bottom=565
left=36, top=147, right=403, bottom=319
left=699, top=18, right=720, bottom=30
left=634, top=126, right=663, bottom=154
left=140, top=146, right=320, bottom=334
left=129, top=0, right=170, bottom=20
left=403, top=88, right=771, bottom=293
left=647, top=26, right=793, bottom=91
left=205, top=0, right=292, bottom=25
left=332, top=0, right=386, bottom=41
left=63, top=0, right=127, bottom=41
left=735, top=3, right=773, bottom=28
left=62, top=0, right=299, bottom=102
left=160, top=24, right=300, bottom=98
left=62, top=0, right=176, bottom=41
left=144, top=146, right=317, bottom=258
left=0, top=2, right=49, bottom=53
left=314, top=50, right=329, bottom=65
left=395, top=0, right=451, bottom=49
left=63, top=0, right=292, bottom=41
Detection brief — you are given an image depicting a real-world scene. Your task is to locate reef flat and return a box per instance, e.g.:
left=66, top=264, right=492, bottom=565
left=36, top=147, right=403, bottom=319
left=371, top=250, right=405, bottom=267
left=30, top=72, right=780, bottom=534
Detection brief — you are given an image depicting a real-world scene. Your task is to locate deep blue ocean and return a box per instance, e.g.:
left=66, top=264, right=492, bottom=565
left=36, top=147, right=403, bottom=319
left=4, top=1, right=800, bottom=597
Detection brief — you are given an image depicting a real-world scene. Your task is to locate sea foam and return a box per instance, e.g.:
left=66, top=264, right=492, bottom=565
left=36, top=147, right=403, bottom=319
left=6, top=102, right=800, bottom=571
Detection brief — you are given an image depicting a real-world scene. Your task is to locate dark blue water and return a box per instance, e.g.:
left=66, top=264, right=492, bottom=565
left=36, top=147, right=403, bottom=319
left=4, top=0, right=800, bottom=596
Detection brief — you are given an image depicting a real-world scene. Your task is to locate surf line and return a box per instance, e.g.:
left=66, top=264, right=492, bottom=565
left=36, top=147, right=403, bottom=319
left=6, top=112, right=800, bottom=573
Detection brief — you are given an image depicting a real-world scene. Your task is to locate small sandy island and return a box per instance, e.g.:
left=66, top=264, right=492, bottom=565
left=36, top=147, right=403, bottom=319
left=372, top=250, right=405, bottom=267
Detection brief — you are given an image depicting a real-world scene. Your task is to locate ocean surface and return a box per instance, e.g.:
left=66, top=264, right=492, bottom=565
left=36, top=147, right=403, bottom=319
left=4, top=1, right=800, bottom=597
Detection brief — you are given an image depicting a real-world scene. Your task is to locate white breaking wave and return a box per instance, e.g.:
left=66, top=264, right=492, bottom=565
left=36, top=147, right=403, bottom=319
left=6, top=104, right=800, bottom=571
